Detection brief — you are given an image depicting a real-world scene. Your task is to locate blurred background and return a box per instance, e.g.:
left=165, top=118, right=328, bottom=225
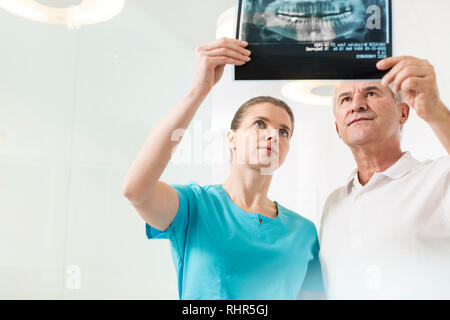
left=0, top=0, right=448, bottom=299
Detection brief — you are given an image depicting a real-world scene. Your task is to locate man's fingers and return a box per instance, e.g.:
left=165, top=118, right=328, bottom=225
left=381, top=60, right=428, bottom=87
left=376, top=56, right=415, bottom=70
left=400, top=76, right=431, bottom=93
left=206, top=48, right=251, bottom=63
left=391, top=67, right=428, bottom=93
left=381, top=61, right=411, bottom=87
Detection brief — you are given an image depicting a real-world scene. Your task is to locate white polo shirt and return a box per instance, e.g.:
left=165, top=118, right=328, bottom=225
left=319, top=152, right=450, bottom=299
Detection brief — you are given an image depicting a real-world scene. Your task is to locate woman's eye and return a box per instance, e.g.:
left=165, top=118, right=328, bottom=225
left=254, top=120, right=265, bottom=128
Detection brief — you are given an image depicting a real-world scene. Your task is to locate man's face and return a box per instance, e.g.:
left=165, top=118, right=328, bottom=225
left=255, top=0, right=368, bottom=42
left=334, top=82, right=408, bottom=148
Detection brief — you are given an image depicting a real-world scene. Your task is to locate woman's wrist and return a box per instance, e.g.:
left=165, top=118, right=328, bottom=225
left=188, top=83, right=212, bottom=99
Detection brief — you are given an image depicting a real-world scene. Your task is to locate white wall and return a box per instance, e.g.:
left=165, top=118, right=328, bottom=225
left=0, top=2, right=216, bottom=299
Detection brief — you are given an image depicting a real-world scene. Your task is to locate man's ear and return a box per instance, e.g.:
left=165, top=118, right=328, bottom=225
left=399, top=103, right=410, bottom=125
left=335, top=122, right=341, bottom=139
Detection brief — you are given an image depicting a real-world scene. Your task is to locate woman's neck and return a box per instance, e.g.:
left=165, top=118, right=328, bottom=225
left=222, top=165, right=274, bottom=211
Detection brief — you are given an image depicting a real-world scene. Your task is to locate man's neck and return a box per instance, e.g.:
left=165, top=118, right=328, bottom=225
left=351, top=142, right=404, bottom=186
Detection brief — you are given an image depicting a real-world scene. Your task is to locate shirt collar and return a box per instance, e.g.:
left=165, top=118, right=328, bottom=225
left=346, top=151, right=420, bottom=193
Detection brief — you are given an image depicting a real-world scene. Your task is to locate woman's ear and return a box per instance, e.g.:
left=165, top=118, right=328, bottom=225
left=226, top=129, right=236, bottom=150
left=226, top=129, right=236, bottom=163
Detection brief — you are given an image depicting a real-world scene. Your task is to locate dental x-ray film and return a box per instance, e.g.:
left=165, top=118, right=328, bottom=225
left=235, top=0, right=393, bottom=80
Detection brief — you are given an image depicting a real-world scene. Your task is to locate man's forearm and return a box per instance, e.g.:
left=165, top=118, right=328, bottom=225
left=427, top=102, right=450, bottom=155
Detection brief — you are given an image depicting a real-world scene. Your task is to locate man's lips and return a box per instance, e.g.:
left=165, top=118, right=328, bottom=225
left=347, top=118, right=373, bottom=127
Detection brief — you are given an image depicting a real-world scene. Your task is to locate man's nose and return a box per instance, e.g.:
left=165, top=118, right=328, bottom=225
left=350, top=94, right=368, bottom=113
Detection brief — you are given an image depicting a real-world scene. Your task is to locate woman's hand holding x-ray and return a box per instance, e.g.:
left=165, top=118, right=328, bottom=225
left=190, top=37, right=251, bottom=94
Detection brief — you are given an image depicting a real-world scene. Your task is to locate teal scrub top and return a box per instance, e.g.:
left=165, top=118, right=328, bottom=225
left=146, top=183, right=323, bottom=300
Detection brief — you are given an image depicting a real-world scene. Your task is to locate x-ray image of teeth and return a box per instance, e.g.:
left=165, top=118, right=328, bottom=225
left=234, top=0, right=392, bottom=80
left=239, top=0, right=389, bottom=44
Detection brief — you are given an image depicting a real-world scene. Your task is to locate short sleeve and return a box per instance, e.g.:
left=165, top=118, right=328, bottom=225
left=145, top=183, right=200, bottom=259
left=300, top=236, right=325, bottom=295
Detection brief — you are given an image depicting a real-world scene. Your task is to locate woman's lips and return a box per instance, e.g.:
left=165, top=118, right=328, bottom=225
left=258, top=147, right=278, bottom=155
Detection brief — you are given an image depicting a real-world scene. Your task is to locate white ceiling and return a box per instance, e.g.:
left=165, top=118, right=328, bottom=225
left=132, top=0, right=236, bottom=47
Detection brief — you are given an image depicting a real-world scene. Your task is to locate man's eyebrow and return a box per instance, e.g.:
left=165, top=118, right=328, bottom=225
left=337, top=91, right=352, bottom=101
left=336, top=86, right=384, bottom=101
left=252, top=116, right=292, bottom=132
left=363, top=86, right=383, bottom=93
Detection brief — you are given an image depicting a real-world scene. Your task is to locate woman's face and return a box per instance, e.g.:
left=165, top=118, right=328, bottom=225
left=228, top=102, right=293, bottom=174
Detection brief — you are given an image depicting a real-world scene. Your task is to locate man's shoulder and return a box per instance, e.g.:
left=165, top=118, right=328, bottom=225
left=324, top=185, right=349, bottom=207
left=417, top=155, right=450, bottom=172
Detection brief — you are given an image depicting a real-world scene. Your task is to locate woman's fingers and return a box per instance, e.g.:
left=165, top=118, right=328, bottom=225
left=197, top=37, right=251, bottom=58
left=191, top=38, right=251, bottom=92
left=206, top=47, right=251, bottom=63
left=196, top=38, right=252, bottom=68
left=207, top=56, right=247, bottom=67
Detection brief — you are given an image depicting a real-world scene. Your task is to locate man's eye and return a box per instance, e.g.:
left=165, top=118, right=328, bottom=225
left=280, top=129, right=288, bottom=137
left=340, top=97, right=351, bottom=104
left=367, top=91, right=376, bottom=97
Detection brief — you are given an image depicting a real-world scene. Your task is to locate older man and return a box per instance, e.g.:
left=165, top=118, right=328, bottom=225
left=319, top=56, right=450, bottom=299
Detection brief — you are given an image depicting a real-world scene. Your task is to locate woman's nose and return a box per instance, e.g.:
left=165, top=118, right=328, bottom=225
left=265, top=128, right=279, bottom=142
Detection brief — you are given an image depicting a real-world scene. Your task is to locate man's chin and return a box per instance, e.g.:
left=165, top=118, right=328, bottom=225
left=344, top=135, right=377, bottom=147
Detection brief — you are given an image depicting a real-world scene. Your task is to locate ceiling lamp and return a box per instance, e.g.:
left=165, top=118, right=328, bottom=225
left=281, top=81, right=339, bottom=107
left=0, top=0, right=124, bottom=27
left=216, top=6, right=236, bottom=39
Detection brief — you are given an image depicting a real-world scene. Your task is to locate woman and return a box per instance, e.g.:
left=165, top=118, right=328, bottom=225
left=122, top=37, right=323, bottom=300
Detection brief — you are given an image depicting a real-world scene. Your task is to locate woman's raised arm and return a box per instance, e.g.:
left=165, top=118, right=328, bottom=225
left=121, top=38, right=251, bottom=231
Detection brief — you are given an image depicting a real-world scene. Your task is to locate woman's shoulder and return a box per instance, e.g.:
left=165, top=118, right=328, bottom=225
left=277, top=202, right=318, bottom=233
left=170, top=182, right=223, bottom=199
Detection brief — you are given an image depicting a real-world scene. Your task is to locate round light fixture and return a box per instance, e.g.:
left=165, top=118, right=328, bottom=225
left=0, top=0, right=124, bottom=26
left=281, top=81, right=339, bottom=106
left=216, top=6, right=236, bottom=39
